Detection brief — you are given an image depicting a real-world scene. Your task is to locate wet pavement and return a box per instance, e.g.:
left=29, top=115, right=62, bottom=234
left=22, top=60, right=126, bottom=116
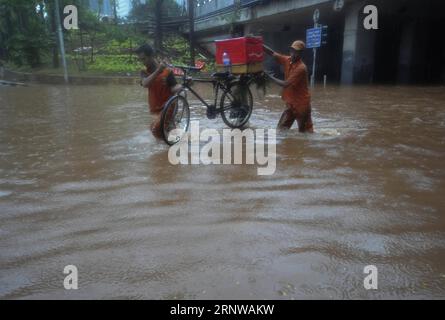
left=0, top=83, right=444, bottom=299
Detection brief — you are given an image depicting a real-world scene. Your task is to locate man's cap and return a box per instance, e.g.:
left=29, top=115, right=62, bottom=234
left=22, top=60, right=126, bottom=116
left=290, top=40, right=306, bottom=51
left=134, top=44, right=155, bottom=56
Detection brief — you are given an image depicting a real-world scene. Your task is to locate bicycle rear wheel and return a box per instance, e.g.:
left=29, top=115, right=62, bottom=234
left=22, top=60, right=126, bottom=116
left=220, top=81, right=253, bottom=129
left=160, top=95, right=190, bottom=145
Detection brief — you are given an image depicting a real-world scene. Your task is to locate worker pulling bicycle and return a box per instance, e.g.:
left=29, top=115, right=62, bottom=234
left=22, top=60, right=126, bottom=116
left=135, top=44, right=182, bottom=139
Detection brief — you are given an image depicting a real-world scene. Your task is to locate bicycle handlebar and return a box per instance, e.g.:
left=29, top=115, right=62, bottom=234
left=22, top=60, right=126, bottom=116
left=167, top=64, right=204, bottom=73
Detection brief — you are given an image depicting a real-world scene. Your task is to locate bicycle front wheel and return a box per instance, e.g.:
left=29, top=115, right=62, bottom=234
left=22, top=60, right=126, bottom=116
left=220, top=81, right=253, bottom=129
left=160, top=95, right=190, bottom=145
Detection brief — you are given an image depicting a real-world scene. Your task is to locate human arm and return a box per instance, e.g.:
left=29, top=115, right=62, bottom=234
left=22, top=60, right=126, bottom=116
left=266, top=64, right=305, bottom=88
left=263, top=44, right=275, bottom=56
left=265, top=72, right=287, bottom=87
left=163, top=69, right=183, bottom=94
left=264, top=46, right=288, bottom=67
left=141, top=63, right=165, bottom=88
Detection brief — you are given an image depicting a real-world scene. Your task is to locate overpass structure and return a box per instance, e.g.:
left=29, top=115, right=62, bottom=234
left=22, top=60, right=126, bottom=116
left=184, top=0, right=445, bottom=85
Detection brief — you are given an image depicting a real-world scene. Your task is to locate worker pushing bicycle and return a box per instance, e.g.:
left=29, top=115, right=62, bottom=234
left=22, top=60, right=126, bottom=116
left=136, top=35, right=313, bottom=145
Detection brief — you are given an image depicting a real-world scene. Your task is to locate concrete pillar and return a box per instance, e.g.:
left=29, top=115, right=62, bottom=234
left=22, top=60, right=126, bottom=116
left=341, top=2, right=361, bottom=84
left=397, top=21, right=415, bottom=84
left=341, top=1, right=376, bottom=84
left=410, top=20, right=429, bottom=83
left=244, top=24, right=253, bottom=36
left=442, top=50, right=445, bottom=84
left=354, top=30, right=376, bottom=83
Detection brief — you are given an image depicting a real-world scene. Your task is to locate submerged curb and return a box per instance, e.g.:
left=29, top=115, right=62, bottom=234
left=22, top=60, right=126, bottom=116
left=0, top=68, right=141, bottom=85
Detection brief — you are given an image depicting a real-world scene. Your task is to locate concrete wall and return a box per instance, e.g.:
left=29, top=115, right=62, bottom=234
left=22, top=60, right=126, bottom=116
left=192, top=0, right=332, bottom=32
left=195, top=0, right=234, bottom=17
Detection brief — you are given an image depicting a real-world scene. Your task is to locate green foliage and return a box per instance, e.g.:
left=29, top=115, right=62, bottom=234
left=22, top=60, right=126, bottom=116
left=0, top=0, right=196, bottom=75
left=87, top=54, right=140, bottom=74
left=78, top=6, right=104, bottom=33
left=0, top=0, right=50, bottom=66
left=163, top=36, right=191, bottom=65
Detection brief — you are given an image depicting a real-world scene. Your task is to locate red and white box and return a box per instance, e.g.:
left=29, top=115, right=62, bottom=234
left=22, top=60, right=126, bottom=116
left=215, top=36, right=264, bottom=73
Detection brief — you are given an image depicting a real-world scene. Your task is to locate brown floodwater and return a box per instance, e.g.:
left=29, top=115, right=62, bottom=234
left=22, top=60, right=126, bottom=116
left=0, top=82, right=444, bottom=299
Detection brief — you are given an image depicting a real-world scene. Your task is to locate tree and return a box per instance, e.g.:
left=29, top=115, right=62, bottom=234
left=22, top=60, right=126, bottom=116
left=78, top=8, right=104, bottom=63
left=46, top=0, right=93, bottom=68
left=111, top=0, right=118, bottom=23
left=128, top=0, right=182, bottom=52
left=0, top=0, right=50, bottom=67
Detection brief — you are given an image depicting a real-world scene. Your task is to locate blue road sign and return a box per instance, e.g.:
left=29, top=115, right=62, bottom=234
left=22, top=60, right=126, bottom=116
left=306, top=27, right=322, bottom=49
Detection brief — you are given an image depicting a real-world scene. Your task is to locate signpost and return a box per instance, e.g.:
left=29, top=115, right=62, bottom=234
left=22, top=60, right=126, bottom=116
left=306, top=9, right=329, bottom=88
left=306, top=27, right=322, bottom=49
left=307, top=9, right=321, bottom=88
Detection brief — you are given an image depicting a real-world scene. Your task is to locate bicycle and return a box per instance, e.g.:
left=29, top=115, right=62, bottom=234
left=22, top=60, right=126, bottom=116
left=160, top=64, right=254, bottom=145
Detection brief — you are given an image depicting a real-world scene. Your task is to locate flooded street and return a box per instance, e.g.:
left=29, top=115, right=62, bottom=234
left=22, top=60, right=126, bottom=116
left=0, top=83, right=444, bottom=299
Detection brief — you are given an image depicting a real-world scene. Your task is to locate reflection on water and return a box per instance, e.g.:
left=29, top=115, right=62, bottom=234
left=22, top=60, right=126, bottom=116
left=0, top=83, right=444, bottom=299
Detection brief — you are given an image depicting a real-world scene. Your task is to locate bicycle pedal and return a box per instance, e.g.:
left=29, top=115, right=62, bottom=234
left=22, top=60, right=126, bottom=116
left=207, top=106, right=217, bottom=120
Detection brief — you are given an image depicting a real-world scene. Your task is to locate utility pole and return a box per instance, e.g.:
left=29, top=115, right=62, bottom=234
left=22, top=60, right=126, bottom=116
left=188, top=0, right=195, bottom=66
left=54, top=0, right=68, bottom=83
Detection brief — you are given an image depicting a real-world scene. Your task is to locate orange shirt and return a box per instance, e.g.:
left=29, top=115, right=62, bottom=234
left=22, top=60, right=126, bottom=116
left=147, top=67, right=174, bottom=114
left=274, top=53, right=311, bottom=110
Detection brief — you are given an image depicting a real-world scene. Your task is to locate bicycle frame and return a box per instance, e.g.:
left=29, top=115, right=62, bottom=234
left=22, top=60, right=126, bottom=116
left=182, top=79, right=233, bottom=112
left=160, top=65, right=256, bottom=144
left=173, top=65, right=251, bottom=113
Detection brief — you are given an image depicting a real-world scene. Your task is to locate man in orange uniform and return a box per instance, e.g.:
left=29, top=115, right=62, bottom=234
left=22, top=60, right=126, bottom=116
left=263, top=40, right=314, bottom=133
left=135, top=44, right=181, bottom=139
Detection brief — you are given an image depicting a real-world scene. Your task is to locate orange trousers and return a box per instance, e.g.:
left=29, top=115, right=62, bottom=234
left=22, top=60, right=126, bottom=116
left=278, top=104, right=314, bottom=133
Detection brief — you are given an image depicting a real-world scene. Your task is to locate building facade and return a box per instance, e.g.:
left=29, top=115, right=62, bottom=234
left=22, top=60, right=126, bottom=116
left=188, top=0, right=445, bottom=85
